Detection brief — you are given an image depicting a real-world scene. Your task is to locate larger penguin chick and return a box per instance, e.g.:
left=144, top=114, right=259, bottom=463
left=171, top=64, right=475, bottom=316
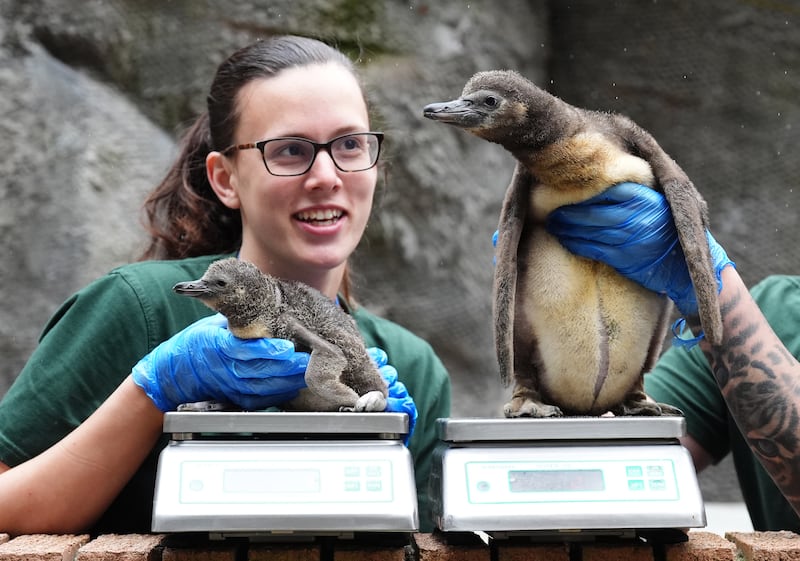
left=423, top=70, right=720, bottom=418
left=173, top=258, right=388, bottom=412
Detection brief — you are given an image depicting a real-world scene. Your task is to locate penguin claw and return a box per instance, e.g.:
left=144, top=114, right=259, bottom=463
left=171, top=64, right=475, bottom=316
left=342, top=390, right=387, bottom=413
left=654, top=402, right=684, bottom=416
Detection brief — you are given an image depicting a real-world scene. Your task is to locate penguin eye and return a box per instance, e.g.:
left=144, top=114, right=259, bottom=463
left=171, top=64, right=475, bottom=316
left=484, top=96, right=498, bottom=107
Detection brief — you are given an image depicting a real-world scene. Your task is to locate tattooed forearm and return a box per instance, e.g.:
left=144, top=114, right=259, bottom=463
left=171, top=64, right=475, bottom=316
left=700, top=267, right=800, bottom=513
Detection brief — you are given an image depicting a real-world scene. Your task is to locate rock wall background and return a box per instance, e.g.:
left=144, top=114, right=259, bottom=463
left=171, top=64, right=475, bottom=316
left=1, top=0, right=798, bottom=502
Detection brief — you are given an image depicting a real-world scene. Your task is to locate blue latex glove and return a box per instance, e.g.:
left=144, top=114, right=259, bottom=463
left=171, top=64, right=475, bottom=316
left=368, top=347, right=418, bottom=445
left=132, top=313, right=309, bottom=411
left=545, top=182, right=733, bottom=316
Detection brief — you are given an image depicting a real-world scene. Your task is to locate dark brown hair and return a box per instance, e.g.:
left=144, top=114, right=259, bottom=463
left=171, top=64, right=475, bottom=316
left=139, top=36, right=362, bottom=300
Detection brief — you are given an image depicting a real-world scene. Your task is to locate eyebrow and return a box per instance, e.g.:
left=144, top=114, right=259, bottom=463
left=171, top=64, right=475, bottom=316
left=260, top=126, right=371, bottom=143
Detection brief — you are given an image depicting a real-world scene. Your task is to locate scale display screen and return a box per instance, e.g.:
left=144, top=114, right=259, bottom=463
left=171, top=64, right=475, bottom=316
left=465, top=458, right=678, bottom=504
left=509, top=469, right=605, bottom=493
left=223, top=469, right=320, bottom=494
left=179, top=459, right=394, bottom=504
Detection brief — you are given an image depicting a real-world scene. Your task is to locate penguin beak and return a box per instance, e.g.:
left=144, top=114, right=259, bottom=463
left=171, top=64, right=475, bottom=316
left=173, top=280, right=214, bottom=298
left=423, top=98, right=485, bottom=128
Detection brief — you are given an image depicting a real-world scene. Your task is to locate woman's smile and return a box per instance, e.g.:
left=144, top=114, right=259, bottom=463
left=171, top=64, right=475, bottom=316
left=294, top=206, right=345, bottom=228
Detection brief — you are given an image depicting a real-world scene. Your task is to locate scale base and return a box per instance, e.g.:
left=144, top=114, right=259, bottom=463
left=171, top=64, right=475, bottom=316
left=436, top=527, right=688, bottom=546
left=207, top=531, right=414, bottom=545
left=487, top=527, right=689, bottom=544
left=160, top=530, right=414, bottom=550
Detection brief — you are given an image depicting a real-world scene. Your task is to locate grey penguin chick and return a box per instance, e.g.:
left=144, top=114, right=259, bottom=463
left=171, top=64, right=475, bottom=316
left=423, top=70, right=721, bottom=418
left=173, top=257, right=388, bottom=412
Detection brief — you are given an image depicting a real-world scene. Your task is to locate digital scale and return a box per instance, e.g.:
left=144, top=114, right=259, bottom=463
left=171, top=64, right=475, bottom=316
left=430, top=416, right=706, bottom=542
left=152, top=411, right=418, bottom=539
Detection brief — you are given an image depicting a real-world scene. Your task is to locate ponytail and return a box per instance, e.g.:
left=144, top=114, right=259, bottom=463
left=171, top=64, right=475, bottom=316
left=139, top=113, right=242, bottom=261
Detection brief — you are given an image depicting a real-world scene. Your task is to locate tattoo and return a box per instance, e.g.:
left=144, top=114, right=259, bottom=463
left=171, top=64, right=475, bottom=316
left=703, top=281, right=800, bottom=511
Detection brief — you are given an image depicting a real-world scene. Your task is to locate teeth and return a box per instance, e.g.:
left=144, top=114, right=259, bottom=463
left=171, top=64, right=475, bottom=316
left=296, top=209, right=342, bottom=222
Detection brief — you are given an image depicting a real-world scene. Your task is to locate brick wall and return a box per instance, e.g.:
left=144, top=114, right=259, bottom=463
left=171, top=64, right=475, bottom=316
left=2, top=531, right=800, bottom=561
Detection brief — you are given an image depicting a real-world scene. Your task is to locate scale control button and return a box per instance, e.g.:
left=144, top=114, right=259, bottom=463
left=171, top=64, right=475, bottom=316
left=366, top=465, right=382, bottom=477
left=647, top=465, right=664, bottom=477
left=649, top=479, right=667, bottom=491
left=626, top=466, right=643, bottom=477
left=344, top=466, right=361, bottom=477
left=476, top=481, right=490, bottom=492
left=366, top=480, right=382, bottom=492
left=628, top=479, right=645, bottom=491
left=344, top=480, right=361, bottom=492
left=189, top=480, right=204, bottom=492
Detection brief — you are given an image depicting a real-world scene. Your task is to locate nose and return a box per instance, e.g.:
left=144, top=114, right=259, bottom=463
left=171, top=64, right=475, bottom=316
left=304, top=148, right=341, bottom=190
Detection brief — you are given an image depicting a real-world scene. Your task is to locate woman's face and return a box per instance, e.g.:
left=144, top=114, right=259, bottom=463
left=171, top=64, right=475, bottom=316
left=209, top=63, right=377, bottom=292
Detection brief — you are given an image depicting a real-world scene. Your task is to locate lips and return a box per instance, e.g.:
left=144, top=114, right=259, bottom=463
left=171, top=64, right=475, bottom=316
left=294, top=208, right=344, bottom=227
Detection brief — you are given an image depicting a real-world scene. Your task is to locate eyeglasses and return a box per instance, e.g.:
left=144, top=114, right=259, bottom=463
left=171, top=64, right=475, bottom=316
left=221, top=132, right=384, bottom=176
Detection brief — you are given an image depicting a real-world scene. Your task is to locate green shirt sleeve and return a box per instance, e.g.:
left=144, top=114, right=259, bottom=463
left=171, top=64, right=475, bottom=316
left=0, top=257, right=220, bottom=467
left=645, top=275, right=800, bottom=531
left=0, top=271, right=154, bottom=465
left=645, top=275, right=800, bottom=462
left=0, top=256, right=222, bottom=533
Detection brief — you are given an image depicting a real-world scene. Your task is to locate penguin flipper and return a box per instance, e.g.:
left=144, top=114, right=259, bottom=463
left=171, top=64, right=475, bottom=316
left=661, top=178, right=723, bottom=345
left=623, top=125, right=723, bottom=345
left=285, top=318, right=360, bottom=409
left=494, top=163, right=533, bottom=387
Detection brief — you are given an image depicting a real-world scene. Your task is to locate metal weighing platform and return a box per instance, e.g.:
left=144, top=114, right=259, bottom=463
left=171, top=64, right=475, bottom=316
left=430, top=416, right=706, bottom=542
left=152, top=411, right=418, bottom=539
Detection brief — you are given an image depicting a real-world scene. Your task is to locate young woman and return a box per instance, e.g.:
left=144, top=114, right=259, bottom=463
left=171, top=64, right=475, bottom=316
left=0, top=36, right=451, bottom=536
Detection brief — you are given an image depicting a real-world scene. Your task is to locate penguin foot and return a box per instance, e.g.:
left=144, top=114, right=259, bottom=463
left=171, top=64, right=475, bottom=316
left=341, top=390, right=387, bottom=412
left=611, top=399, right=684, bottom=417
left=503, top=397, right=563, bottom=418
left=654, top=402, right=684, bottom=416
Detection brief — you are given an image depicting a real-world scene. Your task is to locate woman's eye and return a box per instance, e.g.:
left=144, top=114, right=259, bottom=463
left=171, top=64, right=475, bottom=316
left=267, top=141, right=310, bottom=160
left=281, top=143, right=307, bottom=157
left=333, top=136, right=368, bottom=160
left=341, top=138, right=361, bottom=151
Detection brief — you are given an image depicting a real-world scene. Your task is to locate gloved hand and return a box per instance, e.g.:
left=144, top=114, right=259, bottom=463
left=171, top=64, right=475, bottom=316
left=368, top=347, right=418, bottom=445
left=545, top=182, right=733, bottom=316
left=132, top=313, right=309, bottom=412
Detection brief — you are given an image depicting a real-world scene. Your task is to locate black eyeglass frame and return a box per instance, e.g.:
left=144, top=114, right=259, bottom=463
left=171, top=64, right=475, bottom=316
left=221, top=132, right=384, bottom=177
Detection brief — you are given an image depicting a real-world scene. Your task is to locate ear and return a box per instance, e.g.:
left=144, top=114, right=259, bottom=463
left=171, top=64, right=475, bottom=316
left=206, top=151, right=241, bottom=210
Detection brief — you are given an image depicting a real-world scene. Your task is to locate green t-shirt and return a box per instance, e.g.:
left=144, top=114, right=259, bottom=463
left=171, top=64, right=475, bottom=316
left=0, top=254, right=451, bottom=533
left=645, top=275, right=800, bottom=532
